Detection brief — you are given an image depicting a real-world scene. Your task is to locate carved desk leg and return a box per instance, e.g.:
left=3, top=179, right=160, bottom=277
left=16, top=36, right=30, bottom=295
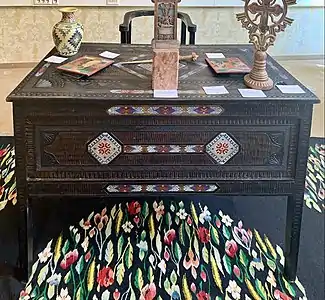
left=284, top=111, right=312, bottom=282
left=13, top=103, right=33, bottom=281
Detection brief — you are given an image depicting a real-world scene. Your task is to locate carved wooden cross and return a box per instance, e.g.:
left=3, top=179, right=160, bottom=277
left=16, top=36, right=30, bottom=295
left=247, top=0, right=284, bottom=33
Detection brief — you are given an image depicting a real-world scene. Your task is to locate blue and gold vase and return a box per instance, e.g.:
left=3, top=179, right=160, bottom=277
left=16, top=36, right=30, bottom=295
left=52, top=7, right=84, bottom=57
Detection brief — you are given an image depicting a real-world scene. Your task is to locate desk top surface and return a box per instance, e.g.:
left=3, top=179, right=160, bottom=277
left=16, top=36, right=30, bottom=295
left=7, top=43, right=319, bottom=103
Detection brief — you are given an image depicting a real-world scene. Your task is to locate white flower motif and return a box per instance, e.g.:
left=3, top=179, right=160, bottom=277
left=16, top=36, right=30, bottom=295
left=252, top=250, right=258, bottom=258
left=176, top=208, right=188, bottom=220
left=219, top=210, right=233, bottom=227
left=57, top=287, right=71, bottom=300
left=47, top=273, right=62, bottom=286
left=38, top=241, right=53, bottom=263
left=75, top=233, right=81, bottom=244
left=226, top=280, right=241, bottom=300
left=136, top=240, right=148, bottom=252
left=158, top=260, right=166, bottom=274
left=299, top=296, right=307, bottom=300
left=245, top=295, right=252, bottom=300
left=252, top=260, right=264, bottom=271
left=266, top=270, right=276, bottom=288
left=122, top=221, right=134, bottom=233
left=153, top=201, right=165, bottom=220
left=199, top=206, right=211, bottom=224
left=81, top=237, right=89, bottom=252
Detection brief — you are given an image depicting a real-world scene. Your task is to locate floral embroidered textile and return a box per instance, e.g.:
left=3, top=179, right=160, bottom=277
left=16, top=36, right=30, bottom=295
left=20, top=200, right=307, bottom=299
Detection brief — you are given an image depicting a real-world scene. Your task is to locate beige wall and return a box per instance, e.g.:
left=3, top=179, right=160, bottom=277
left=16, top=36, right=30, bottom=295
left=0, top=6, right=323, bottom=63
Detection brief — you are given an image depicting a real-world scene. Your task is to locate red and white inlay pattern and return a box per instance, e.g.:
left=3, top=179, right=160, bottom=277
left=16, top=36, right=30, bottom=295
left=88, top=132, right=122, bottom=164
left=206, top=133, right=239, bottom=164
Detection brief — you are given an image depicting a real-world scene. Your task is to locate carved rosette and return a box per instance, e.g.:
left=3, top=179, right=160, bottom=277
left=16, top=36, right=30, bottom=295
left=236, top=0, right=296, bottom=90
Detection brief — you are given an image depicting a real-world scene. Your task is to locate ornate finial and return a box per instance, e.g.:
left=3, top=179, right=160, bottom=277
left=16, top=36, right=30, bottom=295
left=236, top=0, right=296, bottom=90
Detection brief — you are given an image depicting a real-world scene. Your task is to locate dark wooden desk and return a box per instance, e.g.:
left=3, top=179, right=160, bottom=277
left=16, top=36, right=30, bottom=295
left=6, top=43, right=319, bottom=282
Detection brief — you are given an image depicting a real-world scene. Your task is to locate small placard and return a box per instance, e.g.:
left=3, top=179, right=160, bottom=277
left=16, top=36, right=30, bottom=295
left=99, top=51, right=120, bottom=59
left=276, top=85, right=305, bottom=94
left=238, top=89, right=267, bottom=98
left=154, top=90, right=178, bottom=98
left=203, top=86, right=229, bottom=95
left=206, top=53, right=225, bottom=59
left=44, top=55, right=68, bottom=64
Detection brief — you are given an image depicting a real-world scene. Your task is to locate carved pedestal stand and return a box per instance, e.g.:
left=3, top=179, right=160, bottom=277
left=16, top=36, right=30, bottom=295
left=244, top=50, right=273, bottom=90
left=152, top=40, right=180, bottom=90
left=237, top=0, right=296, bottom=90
left=151, top=0, right=181, bottom=90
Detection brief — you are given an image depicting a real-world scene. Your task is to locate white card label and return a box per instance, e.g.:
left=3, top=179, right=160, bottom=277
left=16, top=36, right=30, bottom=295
left=206, top=53, right=225, bottom=59
left=154, top=90, right=178, bottom=98
left=99, top=51, right=120, bottom=59
left=203, top=86, right=229, bottom=95
left=44, top=55, right=68, bottom=64
left=238, top=89, right=267, bottom=98
left=276, top=85, right=305, bottom=94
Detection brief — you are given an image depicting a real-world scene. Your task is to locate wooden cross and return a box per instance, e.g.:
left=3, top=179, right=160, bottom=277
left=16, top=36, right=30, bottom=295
left=247, top=0, right=284, bottom=33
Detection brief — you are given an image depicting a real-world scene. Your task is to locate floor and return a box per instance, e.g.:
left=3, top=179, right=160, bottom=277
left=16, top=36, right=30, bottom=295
left=0, top=59, right=324, bottom=137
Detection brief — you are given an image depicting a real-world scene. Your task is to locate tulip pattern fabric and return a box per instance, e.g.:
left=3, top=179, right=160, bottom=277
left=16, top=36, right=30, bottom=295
left=0, top=143, right=17, bottom=211
left=19, top=200, right=308, bottom=300
left=304, top=143, right=324, bottom=213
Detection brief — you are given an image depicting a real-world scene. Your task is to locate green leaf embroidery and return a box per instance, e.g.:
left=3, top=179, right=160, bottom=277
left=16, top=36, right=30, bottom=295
left=295, top=277, right=307, bottom=296
left=174, top=242, right=182, bottom=262
left=222, top=226, right=231, bottom=239
left=282, top=276, right=297, bottom=297
left=61, top=239, right=70, bottom=256
left=222, top=255, right=232, bottom=275
left=105, top=240, right=114, bottom=265
left=166, top=212, right=172, bottom=227
left=117, top=235, right=124, bottom=259
left=105, top=217, right=112, bottom=238
left=213, top=247, right=225, bottom=276
left=141, top=202, right=149, bottom=221
left=276, top=245, right=285, bottom=266
left=75, top=256, right=84, bottom=275
left=64, top=271, right=71, bottom=284
left=125, top=244, right=133, bottom=269
left=211, top=225, right=219, bottom=246
left=101, top=290, right=110, bottom=300
left=249, top=261, right=255, bottom=279
left=266, top=258, right=276, bottom=271
left=76, top=286, right=83, bottom=300
left=184, top=221, right=191, bottom=243
left=239, top=249, right=249, bottom=267
left=179, top=201, right=184, bottom=208
left=164, top=278, right=171, bottom=294
left=156, top=233, right=162, bottom=256
left=190, top=202, right=199, bottom=227
left=255, top=278, right=267, bottom=300
left=175, top=215, right=180, bottom=225
left=129, top=287, right=136, bottom=300
left=202, top=245, right=209, bottom=264
left=37, top=264, right=49, bottom=286
left=147, top=266, right=154, bottom=283
left=134, top=268, right=144, bottom=290
left=193, top=235, right=200, bottom=259
left=170, top=270, right=177, bottom=286
left=141, top=230, right=146, bottom=240
left=139, top=250, right=145, bottom=261
left=47, top=284, right=55, bottom=299
left=110, top=205, right=117, bottom=219
left=179, top=223, right=185, bottom=246
left=116, top=263, right=125, bottom=285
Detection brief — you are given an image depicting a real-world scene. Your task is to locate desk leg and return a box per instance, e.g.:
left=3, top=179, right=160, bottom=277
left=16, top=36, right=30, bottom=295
left=284, top=193, right=304, bottom=282
left=26, top=199, right=34, bottom=276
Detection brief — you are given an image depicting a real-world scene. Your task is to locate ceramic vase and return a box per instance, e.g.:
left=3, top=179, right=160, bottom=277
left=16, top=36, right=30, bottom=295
left=52, top=7, right=84, bottom=57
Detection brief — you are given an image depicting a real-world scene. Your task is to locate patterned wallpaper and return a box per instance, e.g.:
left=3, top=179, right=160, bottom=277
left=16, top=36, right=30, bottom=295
left=0, top=6, right=323, bottom=63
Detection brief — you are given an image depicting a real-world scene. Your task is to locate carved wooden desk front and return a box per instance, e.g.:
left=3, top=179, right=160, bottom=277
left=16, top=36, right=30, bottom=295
left=7, top=43, right=319, bottom=281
